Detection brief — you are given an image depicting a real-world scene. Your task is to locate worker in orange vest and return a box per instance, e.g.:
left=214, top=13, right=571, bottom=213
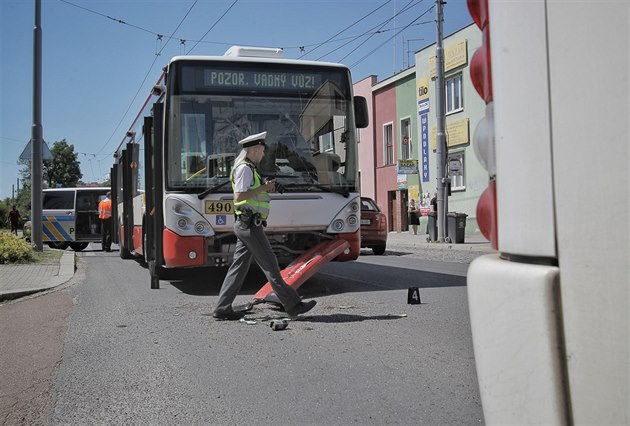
left=98, top=191, right=113, bottom=252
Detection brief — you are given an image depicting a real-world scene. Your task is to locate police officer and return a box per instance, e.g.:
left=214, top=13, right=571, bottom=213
left=213, top=131, right=317, bottom=320
left=98, top=191, right=113, bottom=252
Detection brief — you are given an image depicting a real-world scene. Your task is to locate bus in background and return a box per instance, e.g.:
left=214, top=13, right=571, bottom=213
left=466, top=0, right=628, bottom=424
left=113, top=46, right=368, bottom=288
left=38, top=187, right=110, bottom=251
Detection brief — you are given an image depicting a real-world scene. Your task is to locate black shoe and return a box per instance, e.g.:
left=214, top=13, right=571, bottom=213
left=213, top=309, right=246, bottom=321
left=287, top=300, right=317, bottom=317
left=232, top=302, right=254, bottom=313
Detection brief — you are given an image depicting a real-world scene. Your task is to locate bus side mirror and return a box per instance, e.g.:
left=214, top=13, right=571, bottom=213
left=354, top=96, right=369, bottom=129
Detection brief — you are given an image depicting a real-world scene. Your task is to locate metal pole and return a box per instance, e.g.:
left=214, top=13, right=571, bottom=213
left=434, top=0, right=448, bottom=242
left=31, top=0, right=43, bottom=251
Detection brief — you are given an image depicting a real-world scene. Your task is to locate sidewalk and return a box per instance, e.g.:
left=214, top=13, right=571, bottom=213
left=0, top=231, right=493, bottom=301
left=0, top=247, right=76, bottom=301
left=386, top=230, right=494, bottom=253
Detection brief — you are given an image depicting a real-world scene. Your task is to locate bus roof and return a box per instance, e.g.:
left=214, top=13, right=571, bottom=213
left=167, top=54, right=349, bottom=71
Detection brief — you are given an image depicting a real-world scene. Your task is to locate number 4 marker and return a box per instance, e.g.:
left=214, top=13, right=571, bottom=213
left=407, top=287, right=422, bottom=305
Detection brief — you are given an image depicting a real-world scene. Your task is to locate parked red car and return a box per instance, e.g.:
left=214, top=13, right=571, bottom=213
left=360, top=197, right=387, bottom=255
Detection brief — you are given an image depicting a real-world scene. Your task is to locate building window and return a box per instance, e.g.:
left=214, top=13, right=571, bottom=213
left=445, top=74, right=463, bottom=114
left=322, top=133, right=333, bottom=152
left=447, top=151, right=465, bottom=191
left=400, top=117, right=412, bottom=160
left=384, top=123, right=394, bottom=165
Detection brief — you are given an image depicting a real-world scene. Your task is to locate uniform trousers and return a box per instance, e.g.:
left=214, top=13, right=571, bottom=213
left=215, top=219, right=301, bottom=313
left=100, top=217, right=112, bottom=251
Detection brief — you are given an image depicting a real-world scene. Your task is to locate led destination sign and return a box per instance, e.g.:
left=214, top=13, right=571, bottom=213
left=203, top=70, right=322, bottom=91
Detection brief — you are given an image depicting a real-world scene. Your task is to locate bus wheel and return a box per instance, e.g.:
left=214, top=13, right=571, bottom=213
left=70, top=242, right=89, bottom=252
left=47, top=242, right=69, bottom=250
left=372, top=244, right=386, bottom=255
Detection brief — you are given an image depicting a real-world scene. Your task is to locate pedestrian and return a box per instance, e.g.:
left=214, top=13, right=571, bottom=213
left=213, top=131, right=317, bottom=320
left=7, top=205, right=20, bottom=235
left=98, top=191, right=112, bottom=252
left=427, top=192, right=438, bottom=237
left=408, top=199, right=420, bottom=235
left=430, top=192, right=438, bottom=214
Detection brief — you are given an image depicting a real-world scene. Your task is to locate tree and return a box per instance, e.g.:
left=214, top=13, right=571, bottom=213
left=43, top=139, right=82, bottom=188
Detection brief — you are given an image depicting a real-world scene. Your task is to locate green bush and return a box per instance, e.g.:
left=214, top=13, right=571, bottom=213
left=0, top=233, right=33, bottom=264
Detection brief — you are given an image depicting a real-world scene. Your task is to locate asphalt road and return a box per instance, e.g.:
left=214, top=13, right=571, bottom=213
left=3, top=245, right=484, bottom=425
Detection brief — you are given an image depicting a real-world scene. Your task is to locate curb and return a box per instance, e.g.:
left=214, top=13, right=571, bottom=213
left=0, top=250, right=76, bottom=301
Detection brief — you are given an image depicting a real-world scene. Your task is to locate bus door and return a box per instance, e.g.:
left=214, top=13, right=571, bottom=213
left=111, top=164, right=119, bottom=245
left=42, top=189, right=76, bottom=247
left=144, top=103, right=166, bottom=289
left=118, top=142, right=139, bottom=259
left=75, top=189, right=107, bottom=241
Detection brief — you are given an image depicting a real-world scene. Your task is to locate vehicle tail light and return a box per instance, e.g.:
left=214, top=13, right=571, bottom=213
left=468, top=0, right=498, bottom=249
left=381, top=213, right=387, bottom=229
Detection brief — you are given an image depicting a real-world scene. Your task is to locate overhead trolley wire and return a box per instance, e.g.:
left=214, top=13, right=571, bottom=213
left=58, top=0, right=241, bottom=49
left=96, top=1, right=199, bottom=156
left=186, top=0, right=239, bottom=55
left=110, top=0, right=238, bottom=153
left=349, top=3, right=435, bottom=70
left=297, top=0, right=394, bottom=60
left=317, top=0, right=422, bottom=62
left=58, top=0, right=156, bottom=36
left=340, top=0, right=426, bottom=63
left=58, top=0, right=425, bottom=63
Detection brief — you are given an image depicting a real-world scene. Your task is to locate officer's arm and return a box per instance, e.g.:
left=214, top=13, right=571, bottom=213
left=234, top=181, right=275, bottom=202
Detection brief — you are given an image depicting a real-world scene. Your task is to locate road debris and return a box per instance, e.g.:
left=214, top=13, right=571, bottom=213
left=269, top=319, right=289, bottom=331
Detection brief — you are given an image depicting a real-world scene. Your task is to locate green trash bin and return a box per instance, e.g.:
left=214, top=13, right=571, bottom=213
left=447, top=212, right=468, bottom=243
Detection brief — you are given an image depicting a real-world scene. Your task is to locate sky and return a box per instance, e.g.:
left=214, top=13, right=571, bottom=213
left=0, top=0, right=472, bottom=200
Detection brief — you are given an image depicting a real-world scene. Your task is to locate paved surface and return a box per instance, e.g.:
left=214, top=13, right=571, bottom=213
left=0, top=231, right=493, bottom=301
left=0, top=247, right=76, bottom=301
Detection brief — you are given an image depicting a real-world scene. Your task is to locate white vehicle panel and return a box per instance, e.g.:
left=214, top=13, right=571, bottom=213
left=468, top=254, right=564, bottom=425
left=490, top=1, right=556, bottom=257
left=547, top=2, right=629, bottom=423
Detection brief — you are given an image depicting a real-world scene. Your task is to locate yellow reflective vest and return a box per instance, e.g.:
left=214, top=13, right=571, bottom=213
left=231, top=161, right=270, bottom=220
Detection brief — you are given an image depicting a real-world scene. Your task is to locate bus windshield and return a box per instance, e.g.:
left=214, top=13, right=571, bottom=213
left=165, top=61, right=358, bottom=193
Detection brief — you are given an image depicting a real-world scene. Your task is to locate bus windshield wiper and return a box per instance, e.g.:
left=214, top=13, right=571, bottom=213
left=198, top=180, right=231, bottom=199
left=283, top=183, right=351, bottom=198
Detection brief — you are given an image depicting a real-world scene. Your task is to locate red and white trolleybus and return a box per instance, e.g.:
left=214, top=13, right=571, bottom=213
left=112, top=46, right=368, bottom=288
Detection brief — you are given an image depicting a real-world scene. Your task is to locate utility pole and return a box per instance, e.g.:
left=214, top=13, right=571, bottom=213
left=434, top=0, right=449, bottom=242
left=31, top=0, right=43, bottom=251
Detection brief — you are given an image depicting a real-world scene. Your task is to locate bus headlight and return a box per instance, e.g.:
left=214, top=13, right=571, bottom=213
left=194, top=222, right=206, bottom=234
left=326, top=197, right=360, bottom=234
left=332, top=219, right=345, bottom=232
left=165, top=197, right=214, bottom=237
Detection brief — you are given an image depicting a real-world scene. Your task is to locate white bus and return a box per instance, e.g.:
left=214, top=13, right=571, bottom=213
left=466, top=0, right=628, bottom=424
left=113, top=46, right=368, bottom=288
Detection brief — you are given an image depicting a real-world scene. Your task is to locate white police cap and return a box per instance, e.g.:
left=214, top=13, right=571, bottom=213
left=238, top=131, right=267, bottom=148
